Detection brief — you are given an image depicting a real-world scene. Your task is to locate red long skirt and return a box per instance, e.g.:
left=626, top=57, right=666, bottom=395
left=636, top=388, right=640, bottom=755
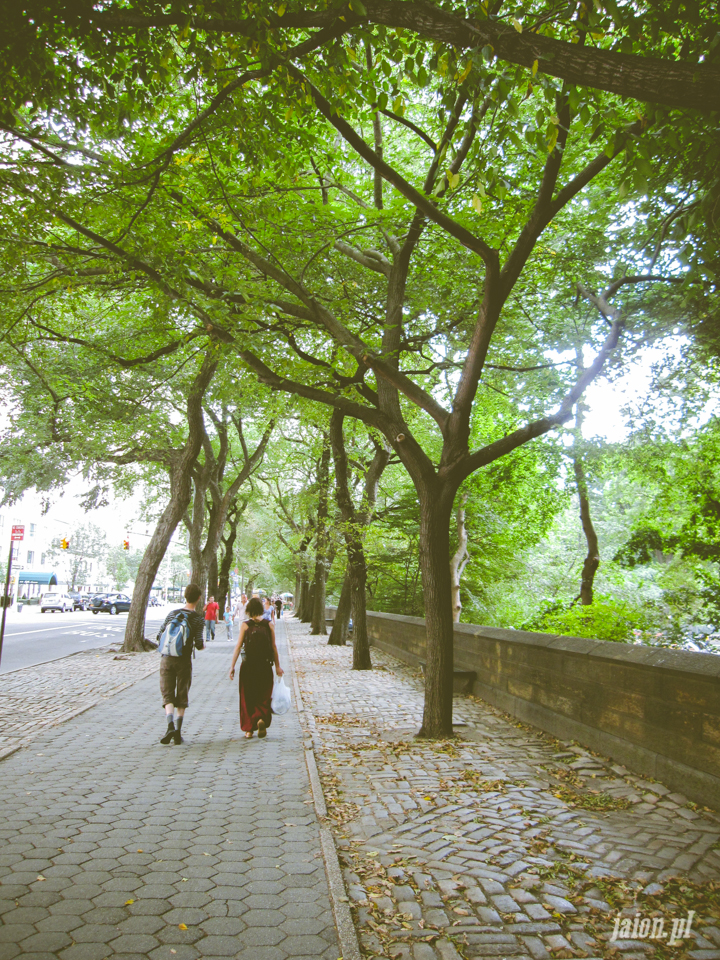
left=239, top=659, right=273, bottom=733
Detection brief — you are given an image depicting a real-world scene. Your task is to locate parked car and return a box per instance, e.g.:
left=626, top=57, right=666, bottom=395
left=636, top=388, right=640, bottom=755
left=41, top=592, right=74, bottom=613
left=88, top=593, right=112, bottom=613
left=70, top=593, right=91, bottom=611
left=92, top=593, right=132, bottom=615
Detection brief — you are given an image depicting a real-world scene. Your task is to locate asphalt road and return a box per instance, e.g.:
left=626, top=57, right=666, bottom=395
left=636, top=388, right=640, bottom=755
left=0, top=607, right=169, bottom=675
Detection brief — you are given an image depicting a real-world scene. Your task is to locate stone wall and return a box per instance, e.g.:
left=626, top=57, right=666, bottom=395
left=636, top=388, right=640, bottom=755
left=328, top=608, right=720, bottom=807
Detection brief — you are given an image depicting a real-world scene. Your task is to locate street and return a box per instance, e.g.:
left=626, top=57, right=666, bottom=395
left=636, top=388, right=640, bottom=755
left=0, top=605, right=169, bottom=674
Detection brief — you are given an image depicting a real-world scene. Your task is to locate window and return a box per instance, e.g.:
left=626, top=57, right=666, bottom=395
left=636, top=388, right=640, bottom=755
left=41, top=553, right=46, bottom=566
left=27, top=550, right=34, bottom=565
left=29, top=523, right=36, bottom=538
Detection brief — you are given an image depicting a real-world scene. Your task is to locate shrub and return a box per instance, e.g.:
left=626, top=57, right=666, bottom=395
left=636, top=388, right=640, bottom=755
left=521, top=595, right=657, bottom=642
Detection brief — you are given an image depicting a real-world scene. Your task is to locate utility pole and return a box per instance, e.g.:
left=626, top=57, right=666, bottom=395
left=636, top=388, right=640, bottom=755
left=0, top=525, right=24, bottom=668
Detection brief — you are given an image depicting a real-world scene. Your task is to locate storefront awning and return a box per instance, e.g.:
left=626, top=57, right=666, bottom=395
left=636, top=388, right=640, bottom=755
left=17, top=571, right=58, bottom=586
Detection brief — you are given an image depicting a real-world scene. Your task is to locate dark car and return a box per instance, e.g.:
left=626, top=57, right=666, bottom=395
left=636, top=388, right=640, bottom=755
left=91, top=593, right=131, bottom=615
left=71, top=593, right=91, bottom=611
left=89, top=593, right=110, bottom=613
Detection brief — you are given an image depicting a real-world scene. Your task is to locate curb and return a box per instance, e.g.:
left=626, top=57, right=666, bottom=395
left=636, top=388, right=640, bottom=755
left=283, top=620, right=362, bottom=960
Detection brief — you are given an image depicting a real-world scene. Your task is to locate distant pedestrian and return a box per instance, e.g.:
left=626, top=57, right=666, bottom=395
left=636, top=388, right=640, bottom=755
left=204, top=595, right=219, bottom=641
left=229, top=597, right=283, bottom=739
left=233, top=593, right=248, bottom=622
left=275, top=596, right=282, bottom=620
left=157, top=584, right=205, bottom=745
left=223, top=605, right=233, bottom=640
left=262, top=596, right=275, bottom=623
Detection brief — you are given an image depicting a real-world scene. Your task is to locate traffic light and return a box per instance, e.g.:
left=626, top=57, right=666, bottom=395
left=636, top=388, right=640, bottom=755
left=60, top=537, right=69, bottom=550
left=123, top=538, right=130, bottom=551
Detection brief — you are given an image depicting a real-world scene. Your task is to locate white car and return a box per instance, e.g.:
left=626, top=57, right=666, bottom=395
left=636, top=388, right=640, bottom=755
left=41, top=592, right=74, bottom=613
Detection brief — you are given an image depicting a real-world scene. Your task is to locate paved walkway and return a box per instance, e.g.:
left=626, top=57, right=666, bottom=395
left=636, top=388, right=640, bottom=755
left=0, top=648, right=159, bottom=760
left=287, top=620, right=720, bottom=960
left=0, top=622, right=339, bottom=960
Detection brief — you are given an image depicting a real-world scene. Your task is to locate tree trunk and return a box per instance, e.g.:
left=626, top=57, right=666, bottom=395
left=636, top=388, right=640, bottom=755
left=207, top=551, right=219, bottom=604
left=450, top=492, right=470, bottom=623
left=417, top=485, right=456, bottom=738
left=122, top=355, right=217, bottom=651
left=217, top=498, right=245, bottom=616
left=302, top=579, right=314, bottom=623
left=573, top=403, right=600, bottom=606
left=310, top=564, right=327, bottom=635
left=351, top=561, right=372, bottom=670
left=328, top=570, right=352, bottom=646
left=310, top=434, right=331, bottom=635
left=328, top=409, right=390, bottom=668
left=574, top=457, right=600, bottom=605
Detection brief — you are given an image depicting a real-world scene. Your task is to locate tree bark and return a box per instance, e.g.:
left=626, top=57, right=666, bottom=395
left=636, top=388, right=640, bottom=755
left=207, top=551, right=219, bottom=603
left=297, top=575, right=310, bottom=621
left=217, top=498, right=246, bottom=616
left=351, top=572, right=372, bottom=671
left=328, top=570, right=352, bottom=646
left=417, top=484, right=457, bottom=738
left=450, top=492, right=470, bottom=623
left=328, top=409, right=390, bottom=669
left=122, top=354, right=218, bottom=652
left=574, top=455, right=600, bottom=605
left=310, top=434, right=331, bottom=635
left=92, top=5, right=720, bottom=112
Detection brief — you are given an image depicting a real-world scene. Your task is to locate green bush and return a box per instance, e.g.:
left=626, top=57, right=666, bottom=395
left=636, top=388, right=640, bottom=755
left=521, top=595, right=657, bottom=642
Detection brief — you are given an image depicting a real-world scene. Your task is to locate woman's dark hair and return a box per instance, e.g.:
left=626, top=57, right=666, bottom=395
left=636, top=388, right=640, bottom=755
left=246, top=597, right=264, bottom=617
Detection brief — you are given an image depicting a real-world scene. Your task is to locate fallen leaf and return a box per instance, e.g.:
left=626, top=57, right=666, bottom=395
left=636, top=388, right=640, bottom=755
left=36, top=876, right=46, bottom=882
left=178, top=923, right=188, bottom=930
left=125, top=899, right=134, bottom=905
left=137, top=849, right=143, bottom=853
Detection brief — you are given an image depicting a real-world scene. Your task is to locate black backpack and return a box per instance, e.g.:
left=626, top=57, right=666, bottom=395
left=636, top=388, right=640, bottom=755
left=244, top=620, right=273, bottom=665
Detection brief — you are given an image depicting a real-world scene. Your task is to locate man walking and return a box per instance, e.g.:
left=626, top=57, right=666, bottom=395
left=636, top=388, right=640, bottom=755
left=204, top=594, right=219, bottom=642
left=157, top=584, right=205, bottom=745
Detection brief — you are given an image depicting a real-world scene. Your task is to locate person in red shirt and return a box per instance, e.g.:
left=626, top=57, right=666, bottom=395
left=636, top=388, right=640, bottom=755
left=204, top=595, right=219, bottom=642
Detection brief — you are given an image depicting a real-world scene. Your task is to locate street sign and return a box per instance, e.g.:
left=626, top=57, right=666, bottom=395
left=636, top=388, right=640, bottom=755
left=11, top=525, right=24, bottom=541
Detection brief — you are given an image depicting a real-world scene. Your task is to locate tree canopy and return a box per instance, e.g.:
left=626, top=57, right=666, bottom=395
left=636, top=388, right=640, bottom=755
left=0, top=0, right=718, bottom=731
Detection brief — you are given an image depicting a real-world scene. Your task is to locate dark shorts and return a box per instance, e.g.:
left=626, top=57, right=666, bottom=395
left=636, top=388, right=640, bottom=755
left=160, top=656, right=192, bottom=709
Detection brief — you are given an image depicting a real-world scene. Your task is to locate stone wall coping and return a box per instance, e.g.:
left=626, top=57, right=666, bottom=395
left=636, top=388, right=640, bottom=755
left=352, top=608, right=720, bottom=680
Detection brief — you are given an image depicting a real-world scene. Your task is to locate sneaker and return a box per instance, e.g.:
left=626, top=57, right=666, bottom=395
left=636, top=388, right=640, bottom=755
left=160, top=726, right=175, bottom=745
left=173, top=729, right=184, bottom=745
left=257, top=719, right=267, bottom=739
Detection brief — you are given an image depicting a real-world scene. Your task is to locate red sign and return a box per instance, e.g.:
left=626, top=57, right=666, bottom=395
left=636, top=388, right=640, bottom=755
left=11, top=525, right=24, bottom=542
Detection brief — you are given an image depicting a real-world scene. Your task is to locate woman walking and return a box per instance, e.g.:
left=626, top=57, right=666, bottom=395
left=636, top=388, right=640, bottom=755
left=262, top=596, right=276, bottom=623
left=229, top=597, right=283, bottom=739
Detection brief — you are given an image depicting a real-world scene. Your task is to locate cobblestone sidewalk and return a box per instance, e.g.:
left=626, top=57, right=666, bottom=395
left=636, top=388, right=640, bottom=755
left=287, top=619, right=720, bottom=960
left=0, top=648, right=159, bottom=760
left=0, top=628, right=340, bottom=960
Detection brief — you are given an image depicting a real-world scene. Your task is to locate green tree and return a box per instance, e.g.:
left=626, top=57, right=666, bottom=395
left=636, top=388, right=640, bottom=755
left=0, top=9, right=713, bottom=735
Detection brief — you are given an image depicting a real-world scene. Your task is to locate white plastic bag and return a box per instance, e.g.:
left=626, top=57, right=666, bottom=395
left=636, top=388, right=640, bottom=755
left=271, top=675, right=292, bottom=715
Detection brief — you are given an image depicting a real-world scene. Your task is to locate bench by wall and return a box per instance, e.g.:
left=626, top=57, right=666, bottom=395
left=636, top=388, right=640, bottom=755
left=327, top=607, right=720, bottom=807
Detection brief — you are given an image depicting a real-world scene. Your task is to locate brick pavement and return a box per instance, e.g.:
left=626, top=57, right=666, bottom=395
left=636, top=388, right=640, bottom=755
left=0, top=625, right=340, bottom=960
left=287, top=619, right=720, bottom=960
left=0, top=648, right=159, bottom=760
